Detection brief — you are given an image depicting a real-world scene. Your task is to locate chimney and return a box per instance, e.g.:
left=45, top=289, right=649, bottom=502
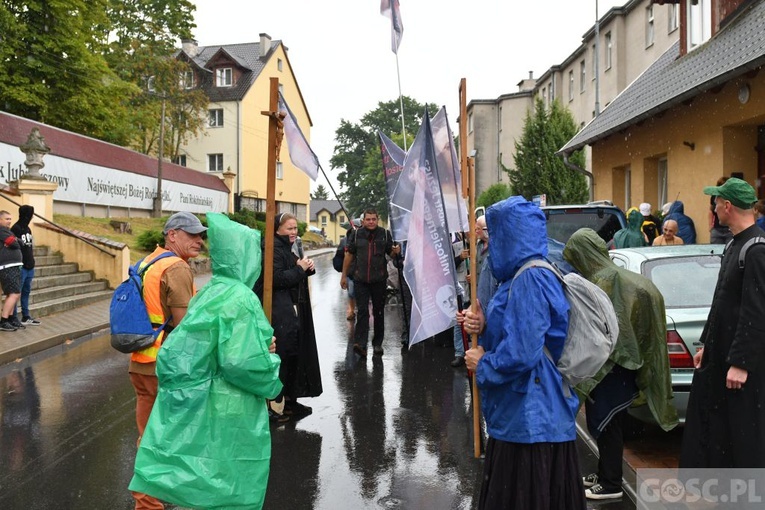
left=181, top=38, right=198, bottom=57
left=528, top=71, right=534, bottom=80
left=259, top=33, right=272, bottom=57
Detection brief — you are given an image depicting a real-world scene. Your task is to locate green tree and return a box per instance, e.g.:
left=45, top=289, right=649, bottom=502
left=311, top=184, right=329, bottom=200
left=330, top=96, right=436, bottom=219
left=509, top=98, right=588, bottom=205
left=477, top=183, right=512, bottom=209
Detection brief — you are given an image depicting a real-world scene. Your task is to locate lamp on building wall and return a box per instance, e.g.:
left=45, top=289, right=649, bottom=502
left=683, top=141, right=696, bottom=150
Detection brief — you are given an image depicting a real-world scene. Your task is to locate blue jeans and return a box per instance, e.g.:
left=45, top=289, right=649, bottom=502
left=453, top=323, right=466, bottom=357
left=15, top=268, right=34, bottom=318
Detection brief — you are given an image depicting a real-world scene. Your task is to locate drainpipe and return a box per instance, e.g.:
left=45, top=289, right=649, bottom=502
left=563, top=153, right=594, bottom=203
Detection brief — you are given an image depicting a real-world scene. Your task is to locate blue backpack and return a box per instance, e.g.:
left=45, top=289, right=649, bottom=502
left=110, top=251, right=177, bottom=353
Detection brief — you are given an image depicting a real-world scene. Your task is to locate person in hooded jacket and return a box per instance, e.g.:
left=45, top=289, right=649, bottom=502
left=563, top=228, right=677, bottom=500
left=129, top=213, right=282, bottom=510
left=613, top=209, right=647, bottom=249
left=11, top=205, right=40, bottom=326
left=463, top=196, right=587, bottom=510
left=255, top=212, right=322, bottom=422
left=663, top=200, right=696, bottom=244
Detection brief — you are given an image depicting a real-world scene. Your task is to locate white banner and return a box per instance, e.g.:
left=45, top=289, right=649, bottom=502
left=0, top=142, right=228, bottom=213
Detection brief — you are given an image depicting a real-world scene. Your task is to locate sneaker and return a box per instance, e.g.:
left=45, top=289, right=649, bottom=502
left=0, top=320, right=17, bottom=332
left=585, top=484, right=623, bottom=500
left=8, top=317, right=25, bottom=329
left=582, top=473, right=599, bottom=488
left=353, top=343, right=367, bottom=357
left=450, top=356, right=465, bottom=367
left=21, top=316, right=41, bottom=326
left=285, top=401, right=313, bottom=418
left=373, top=346, right=384, bottom=356
left=268, top=408, right=290, bottom=424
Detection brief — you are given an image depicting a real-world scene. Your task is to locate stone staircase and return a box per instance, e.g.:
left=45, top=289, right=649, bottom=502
left=26, top=246, right=112, bottom=318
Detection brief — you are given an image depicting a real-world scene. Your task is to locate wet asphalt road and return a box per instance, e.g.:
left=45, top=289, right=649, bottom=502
left=0, top=253, right=636, bottom=509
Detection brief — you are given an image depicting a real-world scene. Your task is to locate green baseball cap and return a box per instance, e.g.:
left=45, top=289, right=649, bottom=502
left=703, top=177, right=757, bottom=209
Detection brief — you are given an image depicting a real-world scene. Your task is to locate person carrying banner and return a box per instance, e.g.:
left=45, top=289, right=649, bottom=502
left=463, top=197, right=586, bottom=510
left=341, top=208, right=400, bottom=357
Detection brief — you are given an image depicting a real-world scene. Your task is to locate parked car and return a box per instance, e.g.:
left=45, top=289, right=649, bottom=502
left=542, top=202, right=627, bottom=245
left=609, top=244, right=724, bottom=423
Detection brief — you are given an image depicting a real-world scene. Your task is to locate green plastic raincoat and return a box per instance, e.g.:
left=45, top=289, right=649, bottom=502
left=613, top=209, right=647, bottom=248
left=129, top=213, right=282, bottom=509
left=563, top=228, right=678, bottom=431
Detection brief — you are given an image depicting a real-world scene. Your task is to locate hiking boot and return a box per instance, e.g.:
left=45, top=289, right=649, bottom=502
left=450, top=356, right=465, bottom=367
left=8, top=316, right=25, bottom=329
left=373, top=346, right=384, bottom=356
left=21, top=316, right=41, bottom=326
left=0, top=320, right=17, bottom=332
left=582, top=473, right=599, bottom=488
left=585, top=484, right=623, bottom=500
left=285, top=401, right=313, bottom=418
left=353, top=343, right=367, bottom=357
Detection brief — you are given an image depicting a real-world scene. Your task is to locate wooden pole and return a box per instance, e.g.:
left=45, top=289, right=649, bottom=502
left=460, top=78, right=482, bottom=458
left=260, top=77, right=281, bottom=321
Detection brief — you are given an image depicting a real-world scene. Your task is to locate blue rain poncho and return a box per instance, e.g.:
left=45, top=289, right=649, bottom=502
left=129, top=213, right=282, bottom=509
left=478, top=197, right=580, bottom=443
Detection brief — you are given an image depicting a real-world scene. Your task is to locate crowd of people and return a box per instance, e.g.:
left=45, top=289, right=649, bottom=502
left=117, top=174, right=765, bottom=509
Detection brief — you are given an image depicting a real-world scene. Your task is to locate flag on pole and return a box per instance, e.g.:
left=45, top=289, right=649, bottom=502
left=403, top=113, right=458, bottom=346
left=278, top=92, right=319, bottom=180
left=379, top=131, right=409, bottom=241
left=431, top=107, right=469, bottom=234
left=380, top=0, right=404, bottom=54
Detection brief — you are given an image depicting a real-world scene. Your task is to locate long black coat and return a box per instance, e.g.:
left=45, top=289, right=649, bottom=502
left=680, top=224, right=765, bottom=467
left=255, top=234, right=322, bottom=398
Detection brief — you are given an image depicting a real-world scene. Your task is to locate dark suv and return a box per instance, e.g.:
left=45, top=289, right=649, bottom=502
left=542, top=201, right=627, bottom=245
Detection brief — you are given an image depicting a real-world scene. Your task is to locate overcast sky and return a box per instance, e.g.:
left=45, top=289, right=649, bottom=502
left=193, top=0, right=625, bottom=194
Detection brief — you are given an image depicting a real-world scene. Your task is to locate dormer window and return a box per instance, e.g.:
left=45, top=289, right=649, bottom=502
left=147, top=76, right=156, bottom=92
left=216, top=68, right=233, bottom=87
left=180, top=70, right=195, bottom=89
left=687, top=0, right=711, bottom=51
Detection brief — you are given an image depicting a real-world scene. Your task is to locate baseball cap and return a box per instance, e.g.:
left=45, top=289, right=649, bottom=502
left=639, top=203, right=651, bottom=216
left=703, top=177, right=757, bottom=209
left=163, top=212, right=208, bottom=234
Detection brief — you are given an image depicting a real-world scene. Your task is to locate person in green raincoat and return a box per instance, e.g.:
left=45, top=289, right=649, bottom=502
left=613, top=208, right=647, bottom=248
left=129, top=213, right=282, bottom=510
left=563, top=228, right=677, bottom=501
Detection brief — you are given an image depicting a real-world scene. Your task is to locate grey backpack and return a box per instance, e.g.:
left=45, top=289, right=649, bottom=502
left=512, top=260, right=619, bottom=389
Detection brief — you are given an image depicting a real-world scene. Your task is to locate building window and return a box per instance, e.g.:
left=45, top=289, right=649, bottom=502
left=320, top=215, right=328, bottom=226
left=172, top=155, right=187, bottom=166
left=687, top=0, right=711, bottom=50
left=605, top=32, right=613, bottom=70
left=591, top=44, right=597, bottom=80
left=542, top=88, right=547, bottom=105
left=646, top=5, right=655, bottom=47
left=208, top=154, right=223, bottom=172
left=468, top=112, right=473, bottom=133
left=278, top=58, right=283, bottom=71
left=276, top=162, right=283, bottom=180
left=580, top=60, right=586, bottom=93
left=216, top=67, right=232, bottom=87
left=548, top=84, right=553, bottom=103
left=339, top=215, right=345, bottom=224
left=668, top=4, right=679, bottom=33
left=147, top=76, right=156, bottom=92
left=290, top=203, right=297, bottom=215
left=568, top=71, right=574, bottom=101
left=180, top=70, right=194, bottom=89
left=209, top=108, right=224, bottom=127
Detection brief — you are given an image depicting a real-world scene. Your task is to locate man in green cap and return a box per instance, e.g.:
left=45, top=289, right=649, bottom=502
left=680, top=177, right=765, bottom=468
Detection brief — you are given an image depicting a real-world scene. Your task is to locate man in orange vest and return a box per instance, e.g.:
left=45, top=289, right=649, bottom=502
left=129, top=212, right=206, bottom=510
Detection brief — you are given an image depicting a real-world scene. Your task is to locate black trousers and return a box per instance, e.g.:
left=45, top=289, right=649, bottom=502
left=354, top=280, right=386, bottom=349
left=596, top=409, right=626, bottom=492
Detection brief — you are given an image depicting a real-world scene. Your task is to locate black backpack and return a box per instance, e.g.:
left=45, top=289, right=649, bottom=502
left=333, top=238, right=346, bottom=272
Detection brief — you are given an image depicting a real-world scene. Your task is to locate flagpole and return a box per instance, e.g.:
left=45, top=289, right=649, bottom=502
left=460, top=78, right=482, bottom=459
left=395, top=53, right=408, bottom=151
left=260, top=77, right=282, bottom=321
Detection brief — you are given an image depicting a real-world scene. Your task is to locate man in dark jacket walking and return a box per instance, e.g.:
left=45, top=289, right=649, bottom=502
left=340, top=208, right=400, bottom=357
left=681, top=178, right=765, bottom=468
left=11, top=205, right=40, bottom=326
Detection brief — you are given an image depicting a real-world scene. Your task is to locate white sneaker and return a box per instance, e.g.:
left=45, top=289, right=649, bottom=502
left=582, top=473, right=598, bottom=488
left=22, top=316, right=41, bottom=326
left=585, top=483, right=623, bottom=500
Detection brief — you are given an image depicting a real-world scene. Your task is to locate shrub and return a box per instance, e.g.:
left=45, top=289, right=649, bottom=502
left=136, top=230, right=164, bottom=251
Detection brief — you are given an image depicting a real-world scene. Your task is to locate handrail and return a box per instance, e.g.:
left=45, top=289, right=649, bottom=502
left=0, top=190, right=117, bottom=258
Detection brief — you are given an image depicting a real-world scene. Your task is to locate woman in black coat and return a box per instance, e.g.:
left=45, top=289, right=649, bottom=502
left=256, top=213, right=322, bottom=422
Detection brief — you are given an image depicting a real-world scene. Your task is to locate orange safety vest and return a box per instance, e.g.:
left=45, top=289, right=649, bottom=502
left=130, top=247, right=193, bottom=364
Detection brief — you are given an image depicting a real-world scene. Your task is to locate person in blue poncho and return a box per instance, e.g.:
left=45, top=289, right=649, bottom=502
left=129, top=213, right=282, bottom=510
left=463, top=196, right=586, bottom=510
left=663, top=200, right=696, bottom=244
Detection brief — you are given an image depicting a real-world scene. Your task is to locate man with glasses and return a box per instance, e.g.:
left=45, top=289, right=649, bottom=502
left=341, top=208, right=400, bottom=357
left=129, top=212, right=207, bottom=510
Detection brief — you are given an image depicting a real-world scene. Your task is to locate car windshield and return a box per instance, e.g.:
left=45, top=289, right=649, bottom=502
left=643, top=255, right=721, bottom=308
left=545, top=209, right=624, bottom=244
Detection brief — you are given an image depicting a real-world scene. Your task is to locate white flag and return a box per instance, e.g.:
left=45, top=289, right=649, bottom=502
left=380, top=0, right=404, bottom=54
left=278, top=92, right=319, bottom=180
